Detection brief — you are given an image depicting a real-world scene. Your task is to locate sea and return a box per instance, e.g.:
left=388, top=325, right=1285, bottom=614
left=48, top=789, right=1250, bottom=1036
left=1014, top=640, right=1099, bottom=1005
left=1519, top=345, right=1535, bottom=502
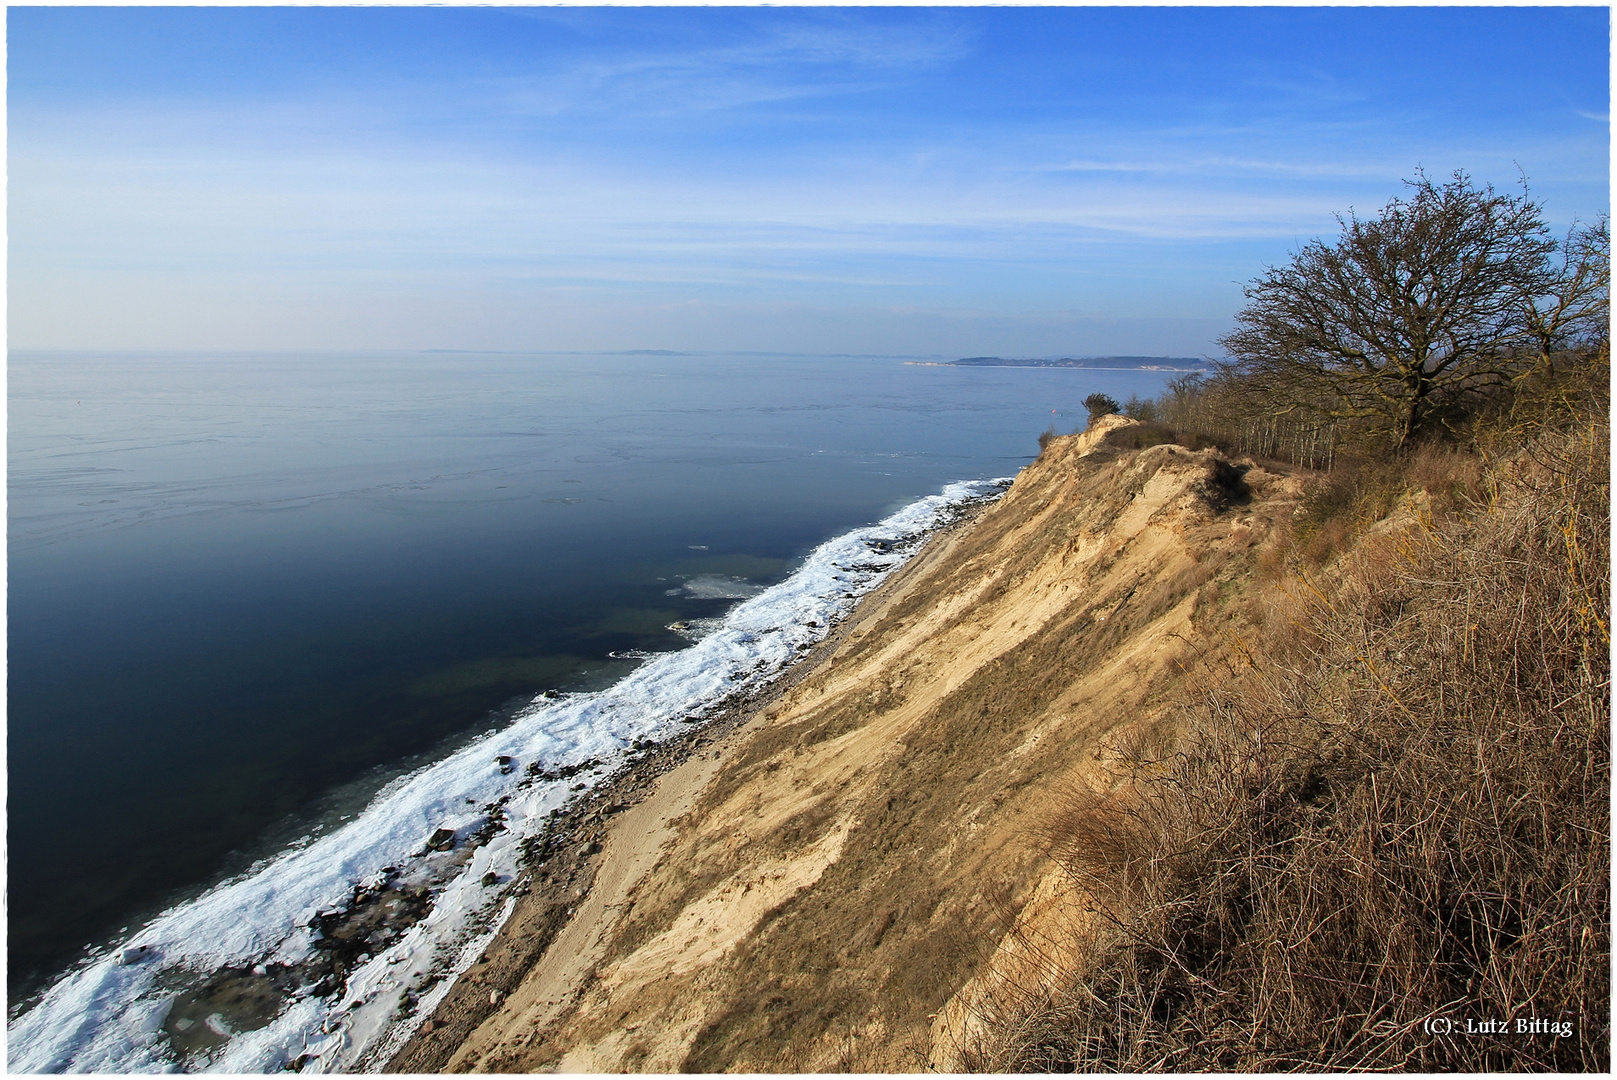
left=7, top=350, right=1187, bottom=1071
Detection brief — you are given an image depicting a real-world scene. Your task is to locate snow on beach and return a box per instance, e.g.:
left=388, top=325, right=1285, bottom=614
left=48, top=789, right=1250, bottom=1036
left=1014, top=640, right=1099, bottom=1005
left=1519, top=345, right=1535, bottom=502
left=8, top=477, right=1009, bottom=1074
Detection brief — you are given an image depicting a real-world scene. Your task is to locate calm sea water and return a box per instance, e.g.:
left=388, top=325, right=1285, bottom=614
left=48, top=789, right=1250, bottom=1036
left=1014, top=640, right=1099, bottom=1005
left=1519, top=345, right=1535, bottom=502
left=8, top=350, right=1183, bottom=1004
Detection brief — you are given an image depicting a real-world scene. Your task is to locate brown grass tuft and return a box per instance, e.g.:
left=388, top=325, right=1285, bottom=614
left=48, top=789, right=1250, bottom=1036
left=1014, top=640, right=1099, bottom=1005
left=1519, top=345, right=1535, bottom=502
left=969, top=415, right=1610, bottom=1072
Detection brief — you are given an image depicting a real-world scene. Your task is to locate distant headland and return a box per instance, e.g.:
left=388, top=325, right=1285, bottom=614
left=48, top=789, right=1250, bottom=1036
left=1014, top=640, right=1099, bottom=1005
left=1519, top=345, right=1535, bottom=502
left=907, top=355, right=1208, bottom=370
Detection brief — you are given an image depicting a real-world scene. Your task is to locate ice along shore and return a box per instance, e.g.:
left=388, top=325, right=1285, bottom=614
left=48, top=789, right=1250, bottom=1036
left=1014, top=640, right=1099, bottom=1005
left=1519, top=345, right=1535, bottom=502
left=8, top=478, right=1011, bottom=1073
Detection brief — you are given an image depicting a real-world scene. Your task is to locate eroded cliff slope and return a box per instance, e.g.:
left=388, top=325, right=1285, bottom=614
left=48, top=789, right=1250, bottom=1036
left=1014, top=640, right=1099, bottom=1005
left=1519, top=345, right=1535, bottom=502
left=438, top=417, right=1303, bottom=1072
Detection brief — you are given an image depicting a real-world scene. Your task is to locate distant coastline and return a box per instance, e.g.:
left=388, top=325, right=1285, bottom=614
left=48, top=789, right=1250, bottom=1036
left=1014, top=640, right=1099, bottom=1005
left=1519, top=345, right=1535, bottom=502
left=908, top=355, right=1208, bottom=371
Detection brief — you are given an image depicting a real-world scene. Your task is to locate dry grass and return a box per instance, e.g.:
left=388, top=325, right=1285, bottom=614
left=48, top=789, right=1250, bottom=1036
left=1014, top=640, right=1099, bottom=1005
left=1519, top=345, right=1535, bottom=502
left=969, top=414, right=1610, bottom=1072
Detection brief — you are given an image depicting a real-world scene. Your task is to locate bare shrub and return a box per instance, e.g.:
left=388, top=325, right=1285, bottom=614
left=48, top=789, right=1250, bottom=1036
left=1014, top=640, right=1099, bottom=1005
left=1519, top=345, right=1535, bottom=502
left=1291, top=455, right=1409, bottom=563
left=1404, top=441, right=1485, bottom=513
left=1196, top=458, right=1250, bottom=508
left=1105, top=420, right=1179, bottom=452
left=1122, top=394, right=1160, bottom=422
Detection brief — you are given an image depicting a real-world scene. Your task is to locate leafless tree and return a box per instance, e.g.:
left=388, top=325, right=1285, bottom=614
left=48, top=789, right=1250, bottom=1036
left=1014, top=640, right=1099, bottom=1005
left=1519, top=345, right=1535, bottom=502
left=1218, top=172, right=1578, bottom=450
left=1522, top=216, right=1610, bottom=374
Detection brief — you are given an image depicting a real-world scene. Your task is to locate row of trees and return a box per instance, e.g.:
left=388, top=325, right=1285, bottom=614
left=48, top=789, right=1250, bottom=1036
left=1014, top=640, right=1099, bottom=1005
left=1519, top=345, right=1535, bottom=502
left=1116, top=172, right=1608, bottom=461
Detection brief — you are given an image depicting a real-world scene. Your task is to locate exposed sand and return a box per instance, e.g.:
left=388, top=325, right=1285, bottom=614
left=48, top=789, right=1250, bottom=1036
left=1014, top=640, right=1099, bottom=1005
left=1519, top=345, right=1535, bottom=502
left=398, top=417, right=1303, bottom=1073
left=445, top=740, right=729, bottom=1071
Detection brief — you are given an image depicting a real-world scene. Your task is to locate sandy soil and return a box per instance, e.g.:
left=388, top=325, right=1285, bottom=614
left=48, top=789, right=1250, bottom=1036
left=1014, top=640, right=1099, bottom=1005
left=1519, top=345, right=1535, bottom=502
left=399, top=417, right=1303, bottom=1073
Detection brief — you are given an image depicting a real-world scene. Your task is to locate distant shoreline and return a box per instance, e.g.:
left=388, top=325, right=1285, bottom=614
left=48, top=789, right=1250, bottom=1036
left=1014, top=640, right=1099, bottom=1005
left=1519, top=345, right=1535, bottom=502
left=907, top=355, right=1208, bottom=372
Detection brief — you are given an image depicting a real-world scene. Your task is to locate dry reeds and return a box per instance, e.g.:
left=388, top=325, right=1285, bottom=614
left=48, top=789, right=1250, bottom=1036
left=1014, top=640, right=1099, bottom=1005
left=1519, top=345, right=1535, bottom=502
left=971, top=416, right=1610, bottom=1072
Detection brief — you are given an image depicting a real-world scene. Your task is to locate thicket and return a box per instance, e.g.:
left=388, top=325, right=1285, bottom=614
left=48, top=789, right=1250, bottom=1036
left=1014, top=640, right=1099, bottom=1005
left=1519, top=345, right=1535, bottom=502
left=985, top=176, right=1611, bottom=1071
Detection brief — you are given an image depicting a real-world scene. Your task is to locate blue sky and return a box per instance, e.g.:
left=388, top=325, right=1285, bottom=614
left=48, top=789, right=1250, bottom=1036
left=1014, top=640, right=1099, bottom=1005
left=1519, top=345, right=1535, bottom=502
left=8, top=6, right=1610, bottom=356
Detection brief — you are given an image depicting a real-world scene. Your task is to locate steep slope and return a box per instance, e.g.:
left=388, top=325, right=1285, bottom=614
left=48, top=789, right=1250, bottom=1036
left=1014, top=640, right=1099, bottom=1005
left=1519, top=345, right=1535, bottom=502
left=436, top=417, right=1303, bottom=1072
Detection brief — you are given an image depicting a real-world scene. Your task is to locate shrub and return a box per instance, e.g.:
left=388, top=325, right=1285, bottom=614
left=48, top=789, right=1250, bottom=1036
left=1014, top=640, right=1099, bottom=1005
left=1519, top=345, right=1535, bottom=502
left=1083, top=393, right=1121, bottom=423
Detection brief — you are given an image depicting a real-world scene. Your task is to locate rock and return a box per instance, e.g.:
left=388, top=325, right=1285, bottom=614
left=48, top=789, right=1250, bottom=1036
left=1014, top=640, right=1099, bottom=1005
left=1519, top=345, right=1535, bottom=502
left=427, top=828, right=456, bottom=852
left=489, top=990, right=502, bottom=1006
left=481, top=871, right=499, bottom=887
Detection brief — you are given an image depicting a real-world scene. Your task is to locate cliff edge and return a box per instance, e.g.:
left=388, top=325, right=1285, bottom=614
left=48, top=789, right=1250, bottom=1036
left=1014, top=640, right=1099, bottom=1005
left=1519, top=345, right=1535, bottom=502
left=419, top=417, right=1303, bottom=1072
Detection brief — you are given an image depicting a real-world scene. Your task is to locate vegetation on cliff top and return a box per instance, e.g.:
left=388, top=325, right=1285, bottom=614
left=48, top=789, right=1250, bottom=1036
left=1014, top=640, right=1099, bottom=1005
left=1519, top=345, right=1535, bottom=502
left=1116, top=172, right=1607, bottom=471
left=987, top=176, right=1610, bottom=1070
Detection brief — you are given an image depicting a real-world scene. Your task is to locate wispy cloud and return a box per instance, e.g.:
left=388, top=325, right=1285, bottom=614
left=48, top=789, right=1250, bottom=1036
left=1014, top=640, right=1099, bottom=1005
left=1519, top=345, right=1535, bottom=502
left=1037, top=154, right=1402, bottom=181
left=488, top=13, right=973, bottom=120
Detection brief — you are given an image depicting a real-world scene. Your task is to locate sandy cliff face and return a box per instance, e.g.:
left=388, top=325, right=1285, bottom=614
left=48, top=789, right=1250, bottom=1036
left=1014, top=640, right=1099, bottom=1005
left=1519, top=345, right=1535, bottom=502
left=438, top=417, right=1302, bottom=1072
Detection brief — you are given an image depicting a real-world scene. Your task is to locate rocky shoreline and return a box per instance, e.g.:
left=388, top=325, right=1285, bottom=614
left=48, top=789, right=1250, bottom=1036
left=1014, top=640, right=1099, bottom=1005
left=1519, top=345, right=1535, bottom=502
left=380, top=709, right=742, bottom=1071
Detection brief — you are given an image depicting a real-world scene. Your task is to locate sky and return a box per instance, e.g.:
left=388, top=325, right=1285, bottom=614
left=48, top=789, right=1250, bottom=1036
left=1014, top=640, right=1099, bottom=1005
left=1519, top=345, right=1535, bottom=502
left=8, top=6, right=1611, bottom=357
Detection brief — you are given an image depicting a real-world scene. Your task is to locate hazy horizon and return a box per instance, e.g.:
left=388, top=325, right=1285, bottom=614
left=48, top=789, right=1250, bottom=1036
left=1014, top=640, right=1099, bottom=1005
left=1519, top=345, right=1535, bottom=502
left=9, top=6, right=1610, bottom=356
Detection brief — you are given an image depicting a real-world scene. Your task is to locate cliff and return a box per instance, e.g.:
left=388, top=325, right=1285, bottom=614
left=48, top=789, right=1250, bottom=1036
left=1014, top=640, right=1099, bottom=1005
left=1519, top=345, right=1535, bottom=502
left=418, top=416, right=1305, bottom=1071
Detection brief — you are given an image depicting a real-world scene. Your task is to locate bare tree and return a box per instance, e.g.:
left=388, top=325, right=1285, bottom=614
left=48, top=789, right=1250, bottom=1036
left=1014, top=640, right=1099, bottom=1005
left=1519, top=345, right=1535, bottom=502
left=1522, top=216, right=1610, bottom=374
left=1219, top=173, right=1563, bottom=450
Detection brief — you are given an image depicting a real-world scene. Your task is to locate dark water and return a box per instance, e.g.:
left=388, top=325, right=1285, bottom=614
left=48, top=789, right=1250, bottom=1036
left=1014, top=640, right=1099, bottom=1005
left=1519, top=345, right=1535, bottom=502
left=7, top=350, right=1183, bottom=1002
